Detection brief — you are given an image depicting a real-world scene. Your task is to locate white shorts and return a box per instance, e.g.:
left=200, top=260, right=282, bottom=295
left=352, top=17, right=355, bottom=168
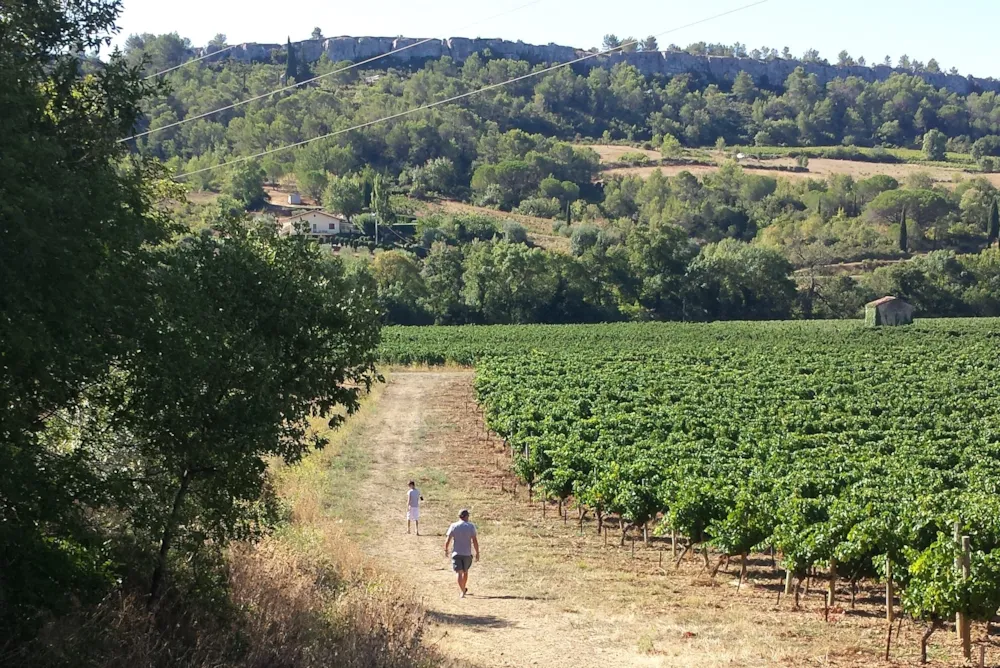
left=407, top=507, right=420, bottom=521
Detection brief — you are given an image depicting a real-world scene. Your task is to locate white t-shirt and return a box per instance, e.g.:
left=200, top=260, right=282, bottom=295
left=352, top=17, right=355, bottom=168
left=407, top=488, right=420, bottom=508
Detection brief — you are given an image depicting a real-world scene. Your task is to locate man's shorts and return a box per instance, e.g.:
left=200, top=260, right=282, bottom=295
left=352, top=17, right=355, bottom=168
left=451, top=554, right=473, bottom=572
left=406, top=507, right=419, bottom=521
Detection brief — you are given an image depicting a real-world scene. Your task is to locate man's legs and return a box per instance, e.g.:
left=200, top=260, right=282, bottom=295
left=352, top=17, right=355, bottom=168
left=407, top=519, right=411, bottom=534
left=457, top=570, right=468, bottom=597
left=415, top=519, right=419, bottom=536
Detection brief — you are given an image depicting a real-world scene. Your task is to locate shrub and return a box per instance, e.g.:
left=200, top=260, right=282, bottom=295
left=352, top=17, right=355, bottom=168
left=571, top=224, right=600, bottom=255
left=515, top=197, right=563, bottom=218
left=619, top=152, right=651, bottom=166
left=502, top=220, right=528, bottom=244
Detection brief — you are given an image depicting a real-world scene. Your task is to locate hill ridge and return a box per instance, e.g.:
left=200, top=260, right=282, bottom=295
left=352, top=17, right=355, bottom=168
left=193, top=35, right=1000, bottom=96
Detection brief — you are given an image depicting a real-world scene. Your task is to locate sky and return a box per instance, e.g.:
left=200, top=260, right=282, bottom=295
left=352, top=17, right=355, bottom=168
left=113, top=0, right=1000, bottom=78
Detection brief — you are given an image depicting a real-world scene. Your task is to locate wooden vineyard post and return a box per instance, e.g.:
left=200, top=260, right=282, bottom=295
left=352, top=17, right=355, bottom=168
left=671, top=527, right=677, bottom=558
left=828, top=558, right=837, bottom=609
left=960, top=534, right=972, bottom=660
left=784, top=567, right=793, bottom=596
left=603, top=525, right=608, bottom=547
left=886, top=555, right=894, bottom=624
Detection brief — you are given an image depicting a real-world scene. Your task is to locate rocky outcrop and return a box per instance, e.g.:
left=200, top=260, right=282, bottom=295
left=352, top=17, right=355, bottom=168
left=199, top=36, right=1000, bottom=96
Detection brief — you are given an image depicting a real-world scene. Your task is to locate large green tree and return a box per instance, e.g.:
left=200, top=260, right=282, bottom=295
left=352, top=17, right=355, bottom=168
left=120, top=216, right=380, bottom=603
left=0, top=0, right=173, bottom=634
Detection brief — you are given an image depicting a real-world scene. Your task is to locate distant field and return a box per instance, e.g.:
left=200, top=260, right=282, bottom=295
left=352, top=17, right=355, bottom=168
left=581, top=144, right=662, bottom=163
left=606, top=156, right=1000, bottom=187
left=415, top=199, right=571, bottom=253
left=741, top=144, right=974, bottom=166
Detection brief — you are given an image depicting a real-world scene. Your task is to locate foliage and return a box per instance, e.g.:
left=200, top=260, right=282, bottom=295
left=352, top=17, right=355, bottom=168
left=380, top=318, right=1000, bottom=626
left=223, top=160, right=268, bottom=208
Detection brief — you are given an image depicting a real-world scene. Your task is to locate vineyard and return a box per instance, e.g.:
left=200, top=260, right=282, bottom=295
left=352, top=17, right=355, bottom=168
left=382, top=320, right=1000, bottom=662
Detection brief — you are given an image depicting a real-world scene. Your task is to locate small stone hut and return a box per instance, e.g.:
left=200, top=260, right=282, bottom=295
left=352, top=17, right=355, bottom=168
left=865, top=296, right=914, bottom=327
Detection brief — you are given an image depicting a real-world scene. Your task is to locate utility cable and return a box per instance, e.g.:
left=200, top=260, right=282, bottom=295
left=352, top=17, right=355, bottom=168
left=123, top=0, right=544, bottom=142
left=143, top=43, right=239, bottom=79
left=172, top=0, right=768, bottom=180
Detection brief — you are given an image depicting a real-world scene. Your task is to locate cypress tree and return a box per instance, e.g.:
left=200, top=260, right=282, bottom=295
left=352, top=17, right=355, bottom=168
left=284, top=37, right=297, bottom=82
left=988, top=198, right=999, bottom=248
left=899, top=207, right=908, bottom=252
left=565, top=201, right=572, bottom=226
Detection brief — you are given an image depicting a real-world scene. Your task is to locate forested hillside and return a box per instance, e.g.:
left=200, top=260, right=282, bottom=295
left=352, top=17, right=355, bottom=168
left=123, top=33, right=1000, bottom=324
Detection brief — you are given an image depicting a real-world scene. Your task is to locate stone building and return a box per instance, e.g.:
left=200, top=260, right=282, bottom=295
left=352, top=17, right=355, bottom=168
left=865, top=296, right=914, bottom=327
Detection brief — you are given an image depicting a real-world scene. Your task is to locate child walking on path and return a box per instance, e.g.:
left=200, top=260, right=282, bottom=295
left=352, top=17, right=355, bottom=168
left=406, top=481, right=423, bottom=535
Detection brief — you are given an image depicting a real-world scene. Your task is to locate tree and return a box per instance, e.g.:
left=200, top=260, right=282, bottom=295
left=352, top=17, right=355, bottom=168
left=640, top=36, right=659, bottom=52
left=122, top=216, right=380, bottom=603
left=837, top=50, right=855, bottom=67
left=461, top=240, right=559, bottom=323
left=602, top=34, right=621, bottom=51
left=496, top=220, right=524, bottom=244
left=285, top=37, right=297, bottom=81
left=660, top=134, right=683, bottom=158
left=802, top=48, right=822, bottom=63
left=989, top=198, right=1000, bottom=248
left=223, top=160, right=268, bottom=209
left=208, top=33, right=227, bottom=49
left=866, top=189, right=953, bottom=228
left=883, top=55, right=892, bottom=67
left=899, top=207, right=908, bottom=252
left=371, top=173, right=395, bottom=240
left=323, top=174, right=366, bottom=221
left=620, top=37, right=638, bottom=53
left=922, top=129, right=947, bottom=161
left=732, top=71, right=757, bottom=102
left=421, top=242, right=467, bottom=324
left=311, top=27, right=324, bottom=40
left=1, top=0, right=174, bottom=635
left=898, top=54, right=911, bottom=69
left=685, top=239, right=797, bottom=320
left=927, top=58, right=941, bottom=73
left=372, top=250, right=430, bottom=324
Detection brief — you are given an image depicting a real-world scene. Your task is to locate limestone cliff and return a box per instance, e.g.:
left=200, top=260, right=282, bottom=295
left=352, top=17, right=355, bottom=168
left=198, top=36, right=1000, bottom=96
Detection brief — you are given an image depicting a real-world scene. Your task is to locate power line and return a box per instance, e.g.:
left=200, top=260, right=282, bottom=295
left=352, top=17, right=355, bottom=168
left=172, top=0, right=769, bottom=181
left=122, top=0, right=544, bottom=143
left=143, top=43, right=239, bottom=80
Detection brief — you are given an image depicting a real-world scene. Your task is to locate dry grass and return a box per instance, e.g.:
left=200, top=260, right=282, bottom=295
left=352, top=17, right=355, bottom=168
left=420, top=199, right=572, bottom=253
left=605, top=152, right=1000, bottom=188
left=9, top=382, right=451, bottom=668
left=581, top=144, right=662, bottom=163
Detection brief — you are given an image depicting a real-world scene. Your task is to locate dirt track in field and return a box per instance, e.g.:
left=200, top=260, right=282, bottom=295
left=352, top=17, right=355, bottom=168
left=345, top=370, right=982, bottom=667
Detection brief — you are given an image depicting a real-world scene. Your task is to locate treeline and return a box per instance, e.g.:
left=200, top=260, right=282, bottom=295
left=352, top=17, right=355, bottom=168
left=362, top=209, right=1000, bottom=326
left=125, top=33, right=1000, bottom=189
left=2, top=6, right=392, bottom=666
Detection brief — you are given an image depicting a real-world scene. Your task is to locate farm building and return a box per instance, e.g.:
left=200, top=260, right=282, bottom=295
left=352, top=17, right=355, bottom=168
left=865, top=296, right=914, bottom=327
left=279, top=210, right=355, bottom=239
left=287, top=192, right=302, bottom=205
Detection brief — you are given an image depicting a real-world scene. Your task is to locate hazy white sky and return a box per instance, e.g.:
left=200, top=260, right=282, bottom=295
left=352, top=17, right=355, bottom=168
left=113, top=0, right=1000, bottom=77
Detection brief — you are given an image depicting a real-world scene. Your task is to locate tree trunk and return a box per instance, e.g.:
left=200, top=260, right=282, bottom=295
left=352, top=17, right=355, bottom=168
left=149, top=468, right=193, bottom=605
left=737, top=553, right=748, bottom=592
left=921, top=621, right=938, bottom=664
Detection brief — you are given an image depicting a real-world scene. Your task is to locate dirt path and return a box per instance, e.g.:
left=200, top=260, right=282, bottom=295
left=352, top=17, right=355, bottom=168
left=353, top=371, right=662, bottom=667
left=345, top=371, right=956, bottom=668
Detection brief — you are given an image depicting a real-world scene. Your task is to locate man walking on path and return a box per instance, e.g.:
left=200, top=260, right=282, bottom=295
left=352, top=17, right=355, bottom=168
left=445, top=509, right=479, bottom=598
left=406, top=481, right=423, bottom=535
